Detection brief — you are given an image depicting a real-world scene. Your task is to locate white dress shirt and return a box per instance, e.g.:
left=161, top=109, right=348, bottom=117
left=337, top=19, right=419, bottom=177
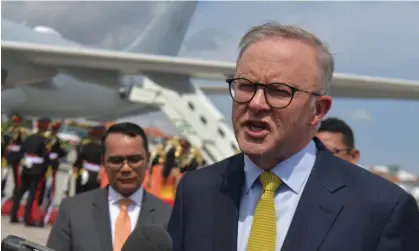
left=108, top=186, right=144, bottom=245
left=237, top=140, right=317, bottom=251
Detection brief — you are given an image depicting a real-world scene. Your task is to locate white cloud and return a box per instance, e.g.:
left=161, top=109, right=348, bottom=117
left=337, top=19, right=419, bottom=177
left=350, top=109, right=372, bottom=122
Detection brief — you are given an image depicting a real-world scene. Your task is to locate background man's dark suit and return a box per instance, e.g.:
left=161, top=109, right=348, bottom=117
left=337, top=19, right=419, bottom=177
left=47, top=188, right=172, bottom=251
left=168, top=139, right=419, bottom=251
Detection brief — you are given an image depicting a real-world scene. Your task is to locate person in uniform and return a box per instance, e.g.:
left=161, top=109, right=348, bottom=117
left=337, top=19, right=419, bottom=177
left=159, top=137, right=189, bottom=202
left=74, top=125, right=105, bottom=194
left=179, top=146, right=204, bottom=173
left=3, top=114, right=27, bottom=199
left=10, top=117, right=51, bottom=227
left=150, top=144, right=165, bottom=167
left=97, top=122, right=115, bottom=189
left=161, top=136, right=181, bottom=180
left=143, top=143, right=167, bottom=196
left=1, top=126, right=11, bottom=198
left=40, top=121, right=67, bottom=223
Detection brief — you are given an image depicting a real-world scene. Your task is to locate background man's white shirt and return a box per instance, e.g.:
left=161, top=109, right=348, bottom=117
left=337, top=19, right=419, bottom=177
left=108, top=186, right=144, bottom=245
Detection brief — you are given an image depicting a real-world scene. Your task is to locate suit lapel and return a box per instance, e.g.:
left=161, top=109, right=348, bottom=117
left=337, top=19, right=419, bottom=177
left=136, top=192, right=156, bottom=227
left=211, top=154, right=245, bottom=251
left=92, top=188, right=113, bottom=251
left=281, top=138, right=345, bottom=251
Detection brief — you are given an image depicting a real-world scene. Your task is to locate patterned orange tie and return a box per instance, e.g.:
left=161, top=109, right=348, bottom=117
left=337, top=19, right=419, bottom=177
left=113, top=198, right=132, bottom=251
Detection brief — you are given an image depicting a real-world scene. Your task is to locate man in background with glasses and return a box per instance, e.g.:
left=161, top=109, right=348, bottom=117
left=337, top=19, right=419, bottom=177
left=169, top=22, right=419, bottom=251
left=47, top=122, right=171, bottom=251
left=316, top=117, right=360, bottom=165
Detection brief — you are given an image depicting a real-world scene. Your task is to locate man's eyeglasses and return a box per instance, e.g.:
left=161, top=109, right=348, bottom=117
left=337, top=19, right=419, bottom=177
left=106, top=155, right=144, bottom=170
left=226, top=78, right=323, bottom=109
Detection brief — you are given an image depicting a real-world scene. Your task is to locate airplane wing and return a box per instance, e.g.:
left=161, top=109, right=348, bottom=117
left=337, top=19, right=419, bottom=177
left=85, top=105, right=160, bottom=122
left=2, top=41, right=419, bottom=100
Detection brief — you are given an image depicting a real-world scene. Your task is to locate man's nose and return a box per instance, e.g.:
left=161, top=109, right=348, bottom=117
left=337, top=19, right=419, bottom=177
left=248, top=88, right=270, bottom=111
left=120, top=161, right=132, bottom=172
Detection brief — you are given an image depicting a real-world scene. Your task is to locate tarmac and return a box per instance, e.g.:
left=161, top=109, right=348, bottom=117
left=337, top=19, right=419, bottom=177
left=1, top=215, right=52, bottom=245
left=1, top=149, right=77, bottom=245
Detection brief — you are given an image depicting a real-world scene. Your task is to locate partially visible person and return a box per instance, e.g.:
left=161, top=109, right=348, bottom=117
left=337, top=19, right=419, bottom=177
left=73, top=125, right=105, bottom=194
left=143, top=144, right=165, bottom=194
left=316, top=117, right=360, bottom=164
left=159, top=138, right=188, bottom=201
left=47, top=122, right=171, bottom=251
left=10, top=117, right=50, bottom=227
left=40, top=121, right=67, bottom=224
left=1, top=125, right=11, bottom=198
left=179, top=146, right=205, bottom=173
left=3, top=114, right=27, bottom=198
left=98, top=122, right=115, bottom=188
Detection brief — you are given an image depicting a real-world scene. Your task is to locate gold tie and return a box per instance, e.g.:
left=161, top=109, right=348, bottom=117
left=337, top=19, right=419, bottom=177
left=113, top=198, right=133, bottom=251
left=247, top=171, right=282, bottom=251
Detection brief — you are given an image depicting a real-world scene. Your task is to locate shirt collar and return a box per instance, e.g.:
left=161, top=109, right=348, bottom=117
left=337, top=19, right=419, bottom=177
left=243, top=140, right=317, bottom=194
left=108, top=185, right=144, bottom=206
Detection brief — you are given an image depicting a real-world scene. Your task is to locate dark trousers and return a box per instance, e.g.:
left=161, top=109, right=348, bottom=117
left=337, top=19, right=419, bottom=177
left=75, top=170, right=99, bottom=194
left=10, top=165, right=45, bottom=225
left=38, top=163, right=58, bottom=206
left=4, top=153, right=23, bottom=197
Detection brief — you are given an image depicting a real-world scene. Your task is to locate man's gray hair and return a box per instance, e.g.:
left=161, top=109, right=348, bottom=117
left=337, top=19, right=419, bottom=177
left=237, top=22, right=334, bottom=93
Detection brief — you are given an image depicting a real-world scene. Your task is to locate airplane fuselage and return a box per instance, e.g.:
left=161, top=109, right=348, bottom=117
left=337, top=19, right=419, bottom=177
left=1, top=73, right=144, bottom=119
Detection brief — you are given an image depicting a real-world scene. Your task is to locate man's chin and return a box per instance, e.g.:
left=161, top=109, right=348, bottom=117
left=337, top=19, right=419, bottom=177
left=239, top=140, right=271, bottom=156
left=115, top=183, right=139, bottom=196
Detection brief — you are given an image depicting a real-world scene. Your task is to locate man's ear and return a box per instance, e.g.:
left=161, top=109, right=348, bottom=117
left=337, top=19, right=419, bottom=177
left=350, top=148, right=360, bottom=164
left=310, top=96, right=332, bottom=127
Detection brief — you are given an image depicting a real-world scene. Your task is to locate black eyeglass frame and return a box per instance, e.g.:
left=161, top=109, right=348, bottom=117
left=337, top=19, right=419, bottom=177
left=226, top=77, right=324, bottom=109
left=106, top=155, right=145, bottom=171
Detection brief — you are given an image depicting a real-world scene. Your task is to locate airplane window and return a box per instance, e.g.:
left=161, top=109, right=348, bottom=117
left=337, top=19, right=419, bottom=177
left=231, top=143, right=238, bottom=152
left=200, top=115, right=207, bottom=125
left=188, top=101, right=195, bottom=111
left=218, top=128, right=225, bottom=138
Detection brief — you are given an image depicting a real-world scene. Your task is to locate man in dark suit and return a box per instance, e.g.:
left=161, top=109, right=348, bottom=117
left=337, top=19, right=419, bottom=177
left=47, top=123, right=172, bottom=251
left=168, top=22, right=419, bottom=251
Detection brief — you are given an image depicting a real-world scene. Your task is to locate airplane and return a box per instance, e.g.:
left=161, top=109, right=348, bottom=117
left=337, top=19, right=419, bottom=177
left=2, top=1, right=419, bottom=123
left=1, top=1, right=198, bottom=120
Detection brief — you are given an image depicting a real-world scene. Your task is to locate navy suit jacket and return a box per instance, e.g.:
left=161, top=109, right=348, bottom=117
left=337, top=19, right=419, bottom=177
left=168, top=139, right=419, bottom=251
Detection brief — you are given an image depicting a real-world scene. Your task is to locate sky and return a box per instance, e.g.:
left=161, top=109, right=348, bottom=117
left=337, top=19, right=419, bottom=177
left=2, top=1, right=419, bottom=173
